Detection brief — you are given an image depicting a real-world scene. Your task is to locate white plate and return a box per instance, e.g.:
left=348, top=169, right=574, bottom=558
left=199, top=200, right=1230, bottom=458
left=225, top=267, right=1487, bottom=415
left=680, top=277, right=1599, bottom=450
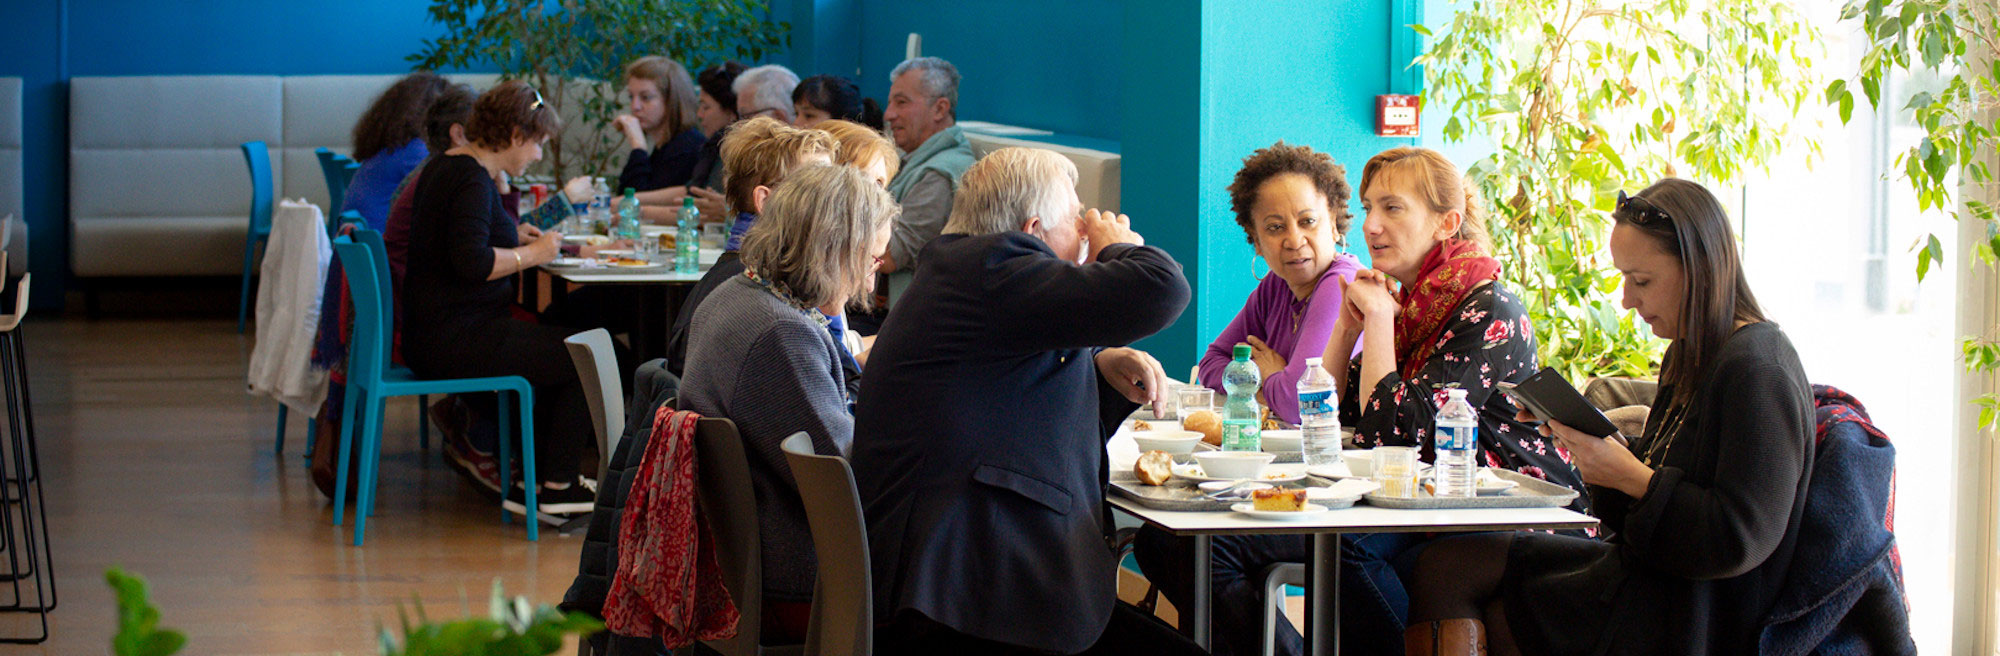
left=1474, top=469, right=1519, bottom=495
left=639, top=225, right=671, bottom=236
left=1304, top=478, right=1380, bottom=504
left=546, top=257, right=590, bottom=268
left=1231, top=502, right=1331, bottom=520
left=595, top=249, right=635, bottom=258
left=563, top=234, right=611, bottom=245
left=1171, top=463, right=1307, bottom=485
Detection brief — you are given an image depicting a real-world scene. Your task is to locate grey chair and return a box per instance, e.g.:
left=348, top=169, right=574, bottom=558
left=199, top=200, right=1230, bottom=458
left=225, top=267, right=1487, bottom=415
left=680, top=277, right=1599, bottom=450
left=563, top=328, right=625, bottom=482
left=1259, top=562, right=1305, bottom=656
left=693, top=417, right=802, bottom=656
left=779, top=433, right=871, bottom=656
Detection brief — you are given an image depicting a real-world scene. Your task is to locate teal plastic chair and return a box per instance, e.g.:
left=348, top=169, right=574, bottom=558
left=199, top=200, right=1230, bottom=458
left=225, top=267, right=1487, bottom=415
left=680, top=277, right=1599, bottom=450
left=331, top=233, right=534, bottom=545
left=238, top=141, right=274, bottom=334
left=316, top=148, right=359, bottom=215
left=348, top=229, right=429, bottom=451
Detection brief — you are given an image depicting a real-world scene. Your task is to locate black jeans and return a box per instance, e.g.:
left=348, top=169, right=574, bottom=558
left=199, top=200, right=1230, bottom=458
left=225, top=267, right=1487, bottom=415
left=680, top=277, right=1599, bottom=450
left=876, top=604, right=1207, bottom=656
left=1130, top=528, right=1427, bottom=656
left=408, top=316, right=625, bottom=484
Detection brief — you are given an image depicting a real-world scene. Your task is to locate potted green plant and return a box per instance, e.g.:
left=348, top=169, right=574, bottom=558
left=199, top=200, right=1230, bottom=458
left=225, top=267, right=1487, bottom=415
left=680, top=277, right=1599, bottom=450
left=410, top=0, right=790, bottom=180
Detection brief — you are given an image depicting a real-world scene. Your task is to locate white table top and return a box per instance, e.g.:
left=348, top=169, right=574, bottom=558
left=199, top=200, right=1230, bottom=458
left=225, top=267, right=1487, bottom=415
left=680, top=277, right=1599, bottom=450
left=1105, top=418, right=1598, bottom=536
left=543, top=248, right=719, bottom=284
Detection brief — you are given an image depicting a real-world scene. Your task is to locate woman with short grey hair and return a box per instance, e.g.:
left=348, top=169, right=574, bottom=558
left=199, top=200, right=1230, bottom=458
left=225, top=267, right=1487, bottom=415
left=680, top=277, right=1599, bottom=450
left=676, top=162, right=899, bottom=642
left=731, top=64, right=802, bottom=123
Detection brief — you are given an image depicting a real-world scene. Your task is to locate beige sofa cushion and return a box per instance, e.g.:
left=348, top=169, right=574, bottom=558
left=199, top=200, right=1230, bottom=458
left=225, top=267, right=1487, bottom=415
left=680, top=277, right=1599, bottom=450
left=964, top=132, right=1121, bottom=213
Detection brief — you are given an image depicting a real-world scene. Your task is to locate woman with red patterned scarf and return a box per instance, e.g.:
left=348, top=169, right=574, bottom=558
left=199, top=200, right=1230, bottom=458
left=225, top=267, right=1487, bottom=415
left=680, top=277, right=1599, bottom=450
left=1324, top=147, right=1586, bottom=501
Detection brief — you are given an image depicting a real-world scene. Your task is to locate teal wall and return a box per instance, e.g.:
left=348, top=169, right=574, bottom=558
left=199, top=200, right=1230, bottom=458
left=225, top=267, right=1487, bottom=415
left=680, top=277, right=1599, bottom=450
left=1124, top=1, right=1419, bottom=376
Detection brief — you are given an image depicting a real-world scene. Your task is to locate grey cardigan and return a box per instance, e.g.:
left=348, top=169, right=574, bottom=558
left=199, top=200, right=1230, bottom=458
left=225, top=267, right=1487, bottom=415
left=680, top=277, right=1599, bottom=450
left=678, top=274, right=853, bottom=603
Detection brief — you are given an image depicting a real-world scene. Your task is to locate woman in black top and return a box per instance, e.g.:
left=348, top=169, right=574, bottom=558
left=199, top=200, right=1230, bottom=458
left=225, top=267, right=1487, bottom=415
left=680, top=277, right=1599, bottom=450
left=1402, top=179, right=1815, bottom=655
left=613, top=56, right=705, bottom=194
left=403, top=81, right=598, bottom=517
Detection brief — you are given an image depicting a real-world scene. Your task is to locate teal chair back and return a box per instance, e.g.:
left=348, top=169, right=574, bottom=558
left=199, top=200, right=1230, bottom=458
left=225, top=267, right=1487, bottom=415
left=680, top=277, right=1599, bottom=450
left=333, top=235, right=389, bottom=388
left=317, top=147, right=358, bottom=214
left=242, top=142, right=273, bottom=236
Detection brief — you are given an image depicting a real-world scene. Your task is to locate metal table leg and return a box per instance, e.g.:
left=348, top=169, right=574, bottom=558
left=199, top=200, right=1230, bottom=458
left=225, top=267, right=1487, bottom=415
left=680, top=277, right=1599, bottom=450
left=1192, top=533, right=1211, bottom=650
left=1305, top=533, right=1340, bottom=656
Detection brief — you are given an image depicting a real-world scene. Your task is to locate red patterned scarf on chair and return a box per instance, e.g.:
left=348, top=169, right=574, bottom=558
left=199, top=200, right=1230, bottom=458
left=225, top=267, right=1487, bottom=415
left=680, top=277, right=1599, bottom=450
left=604, top=408, right=740, bottom=645
left=1391, top=239, right=1501, bottom=379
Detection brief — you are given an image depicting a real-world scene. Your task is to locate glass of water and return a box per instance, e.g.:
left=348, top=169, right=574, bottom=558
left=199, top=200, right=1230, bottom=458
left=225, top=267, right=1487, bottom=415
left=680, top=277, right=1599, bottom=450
left=1374, top=446, right=1420, bottom=497
left=1175, top=386, right=1215, bottom=421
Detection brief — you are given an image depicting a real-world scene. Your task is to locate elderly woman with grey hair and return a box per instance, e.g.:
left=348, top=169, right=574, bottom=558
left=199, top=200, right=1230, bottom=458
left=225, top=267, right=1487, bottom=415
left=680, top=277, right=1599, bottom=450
left=732, top=63, right=802, bottom=124
left=677, top=162, right=897, bottom=643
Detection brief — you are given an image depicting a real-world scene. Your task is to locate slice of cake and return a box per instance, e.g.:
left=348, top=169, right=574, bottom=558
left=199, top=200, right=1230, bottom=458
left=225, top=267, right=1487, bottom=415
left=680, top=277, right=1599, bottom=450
left=1251, top=487, right=1308, bottom=512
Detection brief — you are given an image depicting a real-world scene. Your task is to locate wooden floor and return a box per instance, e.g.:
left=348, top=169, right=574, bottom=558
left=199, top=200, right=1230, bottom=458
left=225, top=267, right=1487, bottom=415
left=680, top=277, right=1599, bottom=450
left=1, top=317, right=584, bottom=654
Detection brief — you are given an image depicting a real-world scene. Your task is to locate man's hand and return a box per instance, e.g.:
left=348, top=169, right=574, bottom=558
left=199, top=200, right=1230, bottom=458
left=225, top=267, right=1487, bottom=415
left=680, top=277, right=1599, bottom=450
left=1096, top=347, right=1169, bottom=418
left=1080, top=209, right=1142, bottom=264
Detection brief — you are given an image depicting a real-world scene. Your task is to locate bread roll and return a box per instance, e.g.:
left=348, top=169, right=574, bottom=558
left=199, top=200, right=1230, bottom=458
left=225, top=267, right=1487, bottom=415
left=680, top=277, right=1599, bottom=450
left=1134, top=450, right=1174, bottom=486
left=1183, top=410, right=1223, bottom=446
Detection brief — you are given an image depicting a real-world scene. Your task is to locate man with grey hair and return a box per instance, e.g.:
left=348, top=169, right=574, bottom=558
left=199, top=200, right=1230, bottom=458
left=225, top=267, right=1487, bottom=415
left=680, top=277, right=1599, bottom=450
left=852, top=147, right=1200, bottom=655
left=732, top=64, right=801, bottom=123
left=876, top=56, right=977, bottom=306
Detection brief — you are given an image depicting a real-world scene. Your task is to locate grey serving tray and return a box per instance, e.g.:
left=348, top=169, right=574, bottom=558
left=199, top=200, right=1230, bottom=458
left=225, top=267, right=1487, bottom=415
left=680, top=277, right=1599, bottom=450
left=1361, top=468, right=1580, bottom=510
left=1109, top=466, right=1350, bottom=512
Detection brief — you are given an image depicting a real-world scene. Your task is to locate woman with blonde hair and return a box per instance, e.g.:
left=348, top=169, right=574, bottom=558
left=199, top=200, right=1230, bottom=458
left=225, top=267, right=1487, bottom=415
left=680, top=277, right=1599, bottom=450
left=814, top=119, right=900, bottom=188
left=665, top=116, right=836, bottom=376
left=613, top=55, right=704, bottom=192
left=678, top=163, right=899, bottom=642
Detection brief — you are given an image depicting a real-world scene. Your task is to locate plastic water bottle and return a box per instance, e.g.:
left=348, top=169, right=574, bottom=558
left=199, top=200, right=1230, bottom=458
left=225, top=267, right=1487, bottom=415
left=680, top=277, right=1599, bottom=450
left=1434, top=388, right=1479, bottom=497
left=1298, top=357, right=1343, bottom=468
left=590, top=177, right=613, bottom=236
left=617, top=187, right=643, bottom=241
left=674, top=197, right=701, bottom=273
left=1221, top=344, right=1262, bottom=452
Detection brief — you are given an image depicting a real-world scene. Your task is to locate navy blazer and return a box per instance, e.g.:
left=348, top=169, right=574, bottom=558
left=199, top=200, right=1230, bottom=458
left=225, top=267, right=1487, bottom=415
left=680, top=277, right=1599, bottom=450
left=851, top=232, right=1190, bottom=653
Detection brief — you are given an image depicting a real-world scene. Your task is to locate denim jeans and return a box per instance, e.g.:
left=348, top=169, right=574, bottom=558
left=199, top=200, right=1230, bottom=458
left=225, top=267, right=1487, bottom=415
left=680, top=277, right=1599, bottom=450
left=1131, top=527, right=1427, bottom=656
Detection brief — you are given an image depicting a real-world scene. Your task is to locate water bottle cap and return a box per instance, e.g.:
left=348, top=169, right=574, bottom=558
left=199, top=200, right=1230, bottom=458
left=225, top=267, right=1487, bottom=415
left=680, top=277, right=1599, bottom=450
left=1304, top=357, right=1322, bottom=368
left=682, top=197, right=696, bottom=208
left=624, top=187, right=637, bottom=196
left=1447, top=388, right=1468, bottom=398
left=1233, top=344, right=1251, bottom=360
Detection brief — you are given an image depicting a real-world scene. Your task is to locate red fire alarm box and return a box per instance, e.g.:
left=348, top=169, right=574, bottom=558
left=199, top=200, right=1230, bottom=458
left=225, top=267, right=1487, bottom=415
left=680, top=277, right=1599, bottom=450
left=1377, top=94, right=1420, bottom=137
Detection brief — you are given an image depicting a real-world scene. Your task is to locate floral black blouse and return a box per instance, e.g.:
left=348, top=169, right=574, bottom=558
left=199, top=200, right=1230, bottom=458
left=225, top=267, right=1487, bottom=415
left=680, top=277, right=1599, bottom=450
left=1338, top=282, right=1590, bottom=513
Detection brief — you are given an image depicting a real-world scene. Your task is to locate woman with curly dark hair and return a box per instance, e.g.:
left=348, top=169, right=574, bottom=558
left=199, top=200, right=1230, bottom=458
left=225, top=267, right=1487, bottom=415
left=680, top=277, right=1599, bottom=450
left=342, top=71, right=450, bottom=230
left=1132, top=141, right=1398, bottom=656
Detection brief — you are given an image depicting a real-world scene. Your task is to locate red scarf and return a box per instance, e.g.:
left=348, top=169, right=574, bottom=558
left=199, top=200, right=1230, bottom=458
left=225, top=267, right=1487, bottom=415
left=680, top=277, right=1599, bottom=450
left=604, top=408, right=740, bottom=645
left=1391, top=239, right=1501, bottom=378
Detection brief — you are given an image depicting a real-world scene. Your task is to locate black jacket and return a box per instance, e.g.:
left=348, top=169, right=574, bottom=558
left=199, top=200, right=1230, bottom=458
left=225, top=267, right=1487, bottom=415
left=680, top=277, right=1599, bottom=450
left=559, top=359, right=678, bottom=656
left=850, top=233, right=1189, bottom=653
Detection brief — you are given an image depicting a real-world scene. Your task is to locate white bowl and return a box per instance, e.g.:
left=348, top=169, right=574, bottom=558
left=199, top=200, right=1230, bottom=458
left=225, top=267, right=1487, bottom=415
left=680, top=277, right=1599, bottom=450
left=1133, top=430, right=1205, bottom=455
left=1191, top=451, right=1276, bottom=481
left=1342, top=449, right=1375, bottom=478
left=1260, top=430, right=1302, bottom=453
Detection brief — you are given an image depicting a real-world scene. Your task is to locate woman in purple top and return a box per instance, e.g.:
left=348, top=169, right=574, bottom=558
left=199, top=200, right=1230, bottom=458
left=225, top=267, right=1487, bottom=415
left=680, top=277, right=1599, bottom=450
left=1197, top=142, right=1362, bottom=425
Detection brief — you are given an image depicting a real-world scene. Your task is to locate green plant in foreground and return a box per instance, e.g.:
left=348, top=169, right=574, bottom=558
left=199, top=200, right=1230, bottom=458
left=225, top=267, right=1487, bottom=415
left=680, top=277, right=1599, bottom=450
left=107, top=568, right=185, bottom=656
left=377, top=579, right=603, bottom=656
left=1419, top=0, right=1824, bottom=382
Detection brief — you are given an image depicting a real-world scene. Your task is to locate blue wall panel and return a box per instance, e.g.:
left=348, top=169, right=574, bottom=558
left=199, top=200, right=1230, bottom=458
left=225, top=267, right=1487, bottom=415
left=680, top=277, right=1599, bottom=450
left=0, top=1, right=68, bottom=306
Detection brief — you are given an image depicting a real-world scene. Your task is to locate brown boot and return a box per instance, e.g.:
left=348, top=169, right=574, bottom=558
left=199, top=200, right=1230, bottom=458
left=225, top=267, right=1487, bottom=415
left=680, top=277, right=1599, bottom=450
left=1405, top=618, right=1487, bottom=656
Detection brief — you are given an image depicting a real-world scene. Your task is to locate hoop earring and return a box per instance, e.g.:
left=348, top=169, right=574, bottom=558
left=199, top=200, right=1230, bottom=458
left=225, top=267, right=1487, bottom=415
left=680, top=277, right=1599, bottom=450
left=1249, top=253, right=1268, bottom=282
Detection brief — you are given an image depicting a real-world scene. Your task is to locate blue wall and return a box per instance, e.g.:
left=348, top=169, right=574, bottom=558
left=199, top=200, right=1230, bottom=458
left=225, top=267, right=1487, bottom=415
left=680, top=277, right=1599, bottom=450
left=0, top=1, right=66, bottom=309
left=1121, top=1, right=1417, bottom=375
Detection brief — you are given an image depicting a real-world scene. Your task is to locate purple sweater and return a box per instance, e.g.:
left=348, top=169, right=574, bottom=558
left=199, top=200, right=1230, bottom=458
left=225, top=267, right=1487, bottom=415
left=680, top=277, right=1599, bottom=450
left=1200, top=254, right=1363, bottom=424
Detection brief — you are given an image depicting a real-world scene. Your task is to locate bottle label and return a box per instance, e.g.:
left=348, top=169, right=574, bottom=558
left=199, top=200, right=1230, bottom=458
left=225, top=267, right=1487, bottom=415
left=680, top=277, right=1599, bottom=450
left=1437, top=424, right=1477, bottom=451
left=1298, top=389, right=1333, bottom=419
left=1221, top=420, right=1260, bottom=451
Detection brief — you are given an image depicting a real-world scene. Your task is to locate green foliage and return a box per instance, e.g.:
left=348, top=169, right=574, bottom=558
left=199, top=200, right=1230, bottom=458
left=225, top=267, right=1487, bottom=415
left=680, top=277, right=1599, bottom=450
left=1831, top=0, right=2000, bottom=427
left=378, top=579, right=604, bottom=656
left=410, top=0, right=790, bottom=180
left=107, top=568, right=185, bottom=656
left=1419, top=0, right=1824, bottom=383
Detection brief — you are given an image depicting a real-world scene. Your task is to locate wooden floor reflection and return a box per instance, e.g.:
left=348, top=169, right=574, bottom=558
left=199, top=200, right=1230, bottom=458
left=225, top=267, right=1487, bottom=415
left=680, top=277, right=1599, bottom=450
left=2, top=317, right=583, bottom=654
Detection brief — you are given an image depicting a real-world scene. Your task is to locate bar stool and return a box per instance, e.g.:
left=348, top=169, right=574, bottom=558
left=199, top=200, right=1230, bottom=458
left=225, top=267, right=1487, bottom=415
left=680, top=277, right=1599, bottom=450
left=0, top=247, right=53, bottom=643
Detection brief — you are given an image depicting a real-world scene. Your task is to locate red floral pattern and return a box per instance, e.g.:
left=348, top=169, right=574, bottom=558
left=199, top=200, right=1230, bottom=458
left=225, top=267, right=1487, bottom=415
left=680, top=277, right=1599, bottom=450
left=604, top=408, right=741, bottom=646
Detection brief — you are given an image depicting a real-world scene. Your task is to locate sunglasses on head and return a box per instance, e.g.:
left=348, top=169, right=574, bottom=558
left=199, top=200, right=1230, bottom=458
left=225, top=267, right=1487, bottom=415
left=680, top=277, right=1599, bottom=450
left=528, top=86, right=546, bottom=111
left=1616, top=190, right=1672, bottom=226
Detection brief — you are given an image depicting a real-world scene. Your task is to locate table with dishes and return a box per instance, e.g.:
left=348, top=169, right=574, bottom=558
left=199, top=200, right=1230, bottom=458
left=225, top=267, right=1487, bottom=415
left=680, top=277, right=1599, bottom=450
left=521, top=225, right=722, bottom=361
left=1104, top=394, right=1598, bottom=656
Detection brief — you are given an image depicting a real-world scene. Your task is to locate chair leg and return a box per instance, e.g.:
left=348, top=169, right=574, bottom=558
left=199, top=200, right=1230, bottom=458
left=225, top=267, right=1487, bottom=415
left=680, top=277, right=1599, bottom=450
left=418, top=394, right=430, bottom=451
left=352, top=394, right=386, bottom=547
left=237, top=237, right=258, bottom=334
left=304, top=414, right=318, bottom=459
left=274, top=404, right=287, bottom=455
left=518, top=389, right=537, bottom=542
left=9, top=332, right=52, bottom=613
left=497, top=392, right=511, bottom=527
left=333, top=382, right=362, bottom=527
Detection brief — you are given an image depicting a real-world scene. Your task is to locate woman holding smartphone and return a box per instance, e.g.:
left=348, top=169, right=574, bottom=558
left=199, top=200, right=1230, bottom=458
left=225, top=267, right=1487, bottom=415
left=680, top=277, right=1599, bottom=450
left=1401, top=178, right=1815, bottom=655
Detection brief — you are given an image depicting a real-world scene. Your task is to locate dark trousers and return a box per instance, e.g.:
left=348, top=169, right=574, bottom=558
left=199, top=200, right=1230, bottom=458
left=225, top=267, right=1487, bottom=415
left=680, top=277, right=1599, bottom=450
left=877, top=604, right=1207, bottom=656
left=408, top=316, right=612, bottom=484
left=1130, top=528, right=1426, bottom=656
